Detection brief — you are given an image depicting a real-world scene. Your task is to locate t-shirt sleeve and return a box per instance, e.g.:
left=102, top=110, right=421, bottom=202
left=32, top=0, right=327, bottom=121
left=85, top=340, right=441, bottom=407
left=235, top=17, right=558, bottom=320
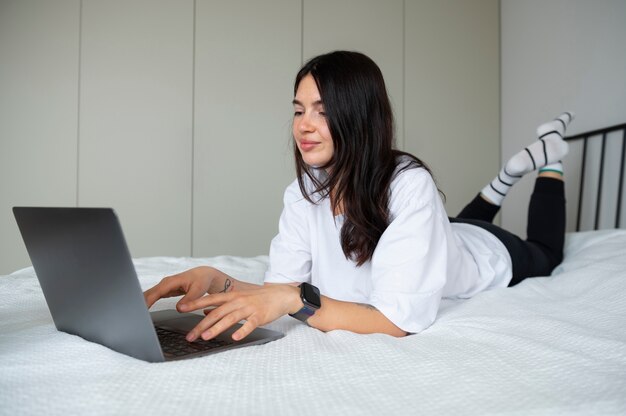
left=368, top=168, right=449, bottom=334
left=264, top=180, right=312, bottom=284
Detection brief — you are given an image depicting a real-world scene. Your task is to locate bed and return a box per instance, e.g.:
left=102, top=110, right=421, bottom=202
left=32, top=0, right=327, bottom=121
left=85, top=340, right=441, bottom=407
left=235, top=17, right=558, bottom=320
left=1, top=125, right=625, bottom=415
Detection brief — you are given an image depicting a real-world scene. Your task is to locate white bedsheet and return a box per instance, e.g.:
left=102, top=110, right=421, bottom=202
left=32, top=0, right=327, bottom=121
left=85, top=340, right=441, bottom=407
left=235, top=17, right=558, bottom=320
left=1, top=230, right=625, bottom=415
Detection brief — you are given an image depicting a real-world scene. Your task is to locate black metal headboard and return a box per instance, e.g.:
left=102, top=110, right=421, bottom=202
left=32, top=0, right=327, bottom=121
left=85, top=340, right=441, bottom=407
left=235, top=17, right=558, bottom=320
left=565, top=123, right=626, bottom=231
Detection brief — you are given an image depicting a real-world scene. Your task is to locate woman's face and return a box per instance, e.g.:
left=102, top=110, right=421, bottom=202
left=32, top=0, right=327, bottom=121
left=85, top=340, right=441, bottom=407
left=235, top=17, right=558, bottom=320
left=292, top=74, right=334, bottom=168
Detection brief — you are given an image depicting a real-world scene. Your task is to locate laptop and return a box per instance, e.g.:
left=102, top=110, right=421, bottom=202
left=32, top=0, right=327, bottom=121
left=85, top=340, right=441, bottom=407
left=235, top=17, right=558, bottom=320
left=13, top=207, right=284, bottom=362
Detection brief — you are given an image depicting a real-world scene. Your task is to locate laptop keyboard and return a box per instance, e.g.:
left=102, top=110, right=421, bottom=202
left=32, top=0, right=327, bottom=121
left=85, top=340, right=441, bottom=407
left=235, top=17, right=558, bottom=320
left=155, top=326, right=234, bottom=357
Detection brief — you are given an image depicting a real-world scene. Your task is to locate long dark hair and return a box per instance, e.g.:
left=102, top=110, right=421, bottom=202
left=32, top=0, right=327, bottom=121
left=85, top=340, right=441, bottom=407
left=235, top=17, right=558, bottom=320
left=293, top=51, right=434, bottom=266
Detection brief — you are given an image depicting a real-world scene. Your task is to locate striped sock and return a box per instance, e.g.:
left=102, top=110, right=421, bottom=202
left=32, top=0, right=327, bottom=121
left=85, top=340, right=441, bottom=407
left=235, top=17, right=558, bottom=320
left=537, top=112, right=574, bottom=174
left=481, top=112, right=574, bottom=206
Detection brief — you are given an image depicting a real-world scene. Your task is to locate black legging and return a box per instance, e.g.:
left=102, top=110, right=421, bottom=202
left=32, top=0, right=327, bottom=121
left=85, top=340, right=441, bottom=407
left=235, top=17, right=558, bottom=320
left=450, top=177, right=566, bottom=286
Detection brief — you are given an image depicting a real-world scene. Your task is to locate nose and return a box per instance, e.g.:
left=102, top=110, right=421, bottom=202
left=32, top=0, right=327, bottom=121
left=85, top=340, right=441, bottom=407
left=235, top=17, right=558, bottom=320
left=297, top=113, right=314, bottom=134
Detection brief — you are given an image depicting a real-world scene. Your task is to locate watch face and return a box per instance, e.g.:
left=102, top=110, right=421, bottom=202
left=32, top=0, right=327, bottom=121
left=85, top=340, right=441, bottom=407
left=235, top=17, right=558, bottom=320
left=302, top=283, right=321, bottom=308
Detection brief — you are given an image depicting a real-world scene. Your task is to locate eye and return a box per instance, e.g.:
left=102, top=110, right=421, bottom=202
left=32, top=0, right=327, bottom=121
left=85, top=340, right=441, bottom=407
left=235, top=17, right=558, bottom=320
left=294, top=110, right=303, bottom=117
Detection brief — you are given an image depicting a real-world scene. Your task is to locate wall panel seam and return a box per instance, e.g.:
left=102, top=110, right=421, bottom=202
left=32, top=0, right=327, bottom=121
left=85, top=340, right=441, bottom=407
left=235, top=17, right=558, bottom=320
left=300, top=0, right=304, bottom=65
left=191, top=0, right=197, bottom=256
left=401, top=0, right=406, bottom=151
left=76, top=0, right=83, bottom=207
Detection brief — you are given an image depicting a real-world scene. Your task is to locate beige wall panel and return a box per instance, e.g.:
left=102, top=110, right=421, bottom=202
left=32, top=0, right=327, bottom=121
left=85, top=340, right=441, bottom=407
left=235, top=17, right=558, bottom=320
left=193, top=0, right=301, bottom=257
left=302, top=0, right=405, bottom=148
left=79, top=0, right=193, bottom=257
left=0, top=0, right=80, bottom=274
left=404, top=0, right=500, bottom=216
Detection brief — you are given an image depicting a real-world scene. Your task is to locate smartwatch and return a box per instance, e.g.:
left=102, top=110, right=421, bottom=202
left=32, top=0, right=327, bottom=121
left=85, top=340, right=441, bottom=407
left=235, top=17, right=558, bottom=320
left=289, top=282, right=321, bottom=323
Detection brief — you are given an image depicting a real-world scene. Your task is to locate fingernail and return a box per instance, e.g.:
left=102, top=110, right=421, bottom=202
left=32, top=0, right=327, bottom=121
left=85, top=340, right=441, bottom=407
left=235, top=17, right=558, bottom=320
left=186, top=332, right=195, bottom=342
left=179, top=304, right=188, bottom=312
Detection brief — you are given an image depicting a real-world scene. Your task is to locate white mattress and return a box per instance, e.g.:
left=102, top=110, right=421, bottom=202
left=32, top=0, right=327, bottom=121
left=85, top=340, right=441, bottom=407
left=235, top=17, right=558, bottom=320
left=1, top=230, right=625, bottom=415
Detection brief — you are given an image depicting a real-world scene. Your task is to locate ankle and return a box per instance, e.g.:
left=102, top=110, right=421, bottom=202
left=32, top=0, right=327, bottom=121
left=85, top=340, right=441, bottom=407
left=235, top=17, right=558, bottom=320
left=537, top=170, right=564, bottom=181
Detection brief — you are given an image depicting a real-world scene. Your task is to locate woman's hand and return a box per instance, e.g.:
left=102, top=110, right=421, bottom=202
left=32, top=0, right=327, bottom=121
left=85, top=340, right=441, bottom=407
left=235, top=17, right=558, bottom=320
left=180, top=284, right=302, bottom=342
left=144, top=268, right=407, bottom=340
left=144, top=266, right=218, bottom=311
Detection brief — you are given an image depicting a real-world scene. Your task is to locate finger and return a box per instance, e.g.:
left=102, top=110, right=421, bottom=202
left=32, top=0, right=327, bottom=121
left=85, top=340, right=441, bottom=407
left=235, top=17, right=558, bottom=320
left=231, top=316, right=260, bottom=341
left=176, top=285, right=210, bottom=312
left=179, top=291, right=235, bottom=312
left=186, top=301, right=246, bottom=341
left=178, top=295, right=220, bottom=314
left=200, top=311, right=246, bottom=341
left=192, top=300, right=242, bottom=335
left=144, top=276, right=183, bottom=308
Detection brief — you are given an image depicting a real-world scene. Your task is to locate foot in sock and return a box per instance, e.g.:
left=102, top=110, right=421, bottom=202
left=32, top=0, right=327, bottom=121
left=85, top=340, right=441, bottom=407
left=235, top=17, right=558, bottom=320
left=481, top=112, right=574, bottom=206
left=537, top=112, right=575, bottom=174
left=537, top=111, right=574, bottom=140
left=506, top=112, right=574, bottom=176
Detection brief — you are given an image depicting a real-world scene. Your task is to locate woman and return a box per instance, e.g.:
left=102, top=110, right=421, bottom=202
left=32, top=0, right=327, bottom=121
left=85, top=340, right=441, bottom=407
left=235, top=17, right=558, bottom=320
left=144, top=51, right=572, bottom=342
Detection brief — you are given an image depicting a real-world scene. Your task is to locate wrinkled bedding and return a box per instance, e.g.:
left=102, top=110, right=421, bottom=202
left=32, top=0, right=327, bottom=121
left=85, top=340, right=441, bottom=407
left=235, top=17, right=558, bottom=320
left=1, top=230, right=625, bottom=415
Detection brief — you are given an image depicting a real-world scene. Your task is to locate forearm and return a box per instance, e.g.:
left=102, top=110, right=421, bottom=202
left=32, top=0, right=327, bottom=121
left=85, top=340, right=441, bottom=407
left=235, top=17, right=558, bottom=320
left=198, top=269, right=407, bottom=338
left=304, top=296, right=407, bottom=338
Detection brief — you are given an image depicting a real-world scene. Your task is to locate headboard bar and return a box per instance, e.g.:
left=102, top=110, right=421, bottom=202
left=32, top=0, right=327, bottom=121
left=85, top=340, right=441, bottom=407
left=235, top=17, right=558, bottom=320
left=565, top=123, right=626, bottom=141
left=565, top=123, right=626, bottom=231
left=576, top=138, right=588, bottom=231
left=595, top=132, right=607, bottom=230
left=616, top=128, right=626, bottom=228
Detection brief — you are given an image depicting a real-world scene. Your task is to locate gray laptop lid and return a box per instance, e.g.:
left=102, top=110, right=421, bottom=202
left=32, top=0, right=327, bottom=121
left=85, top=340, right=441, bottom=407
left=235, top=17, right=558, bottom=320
left=13, top=207, right=165, bottom=362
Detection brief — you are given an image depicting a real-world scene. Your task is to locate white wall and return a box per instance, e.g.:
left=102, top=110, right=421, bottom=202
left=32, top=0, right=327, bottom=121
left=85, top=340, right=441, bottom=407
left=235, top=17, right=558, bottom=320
left=0, top=0, right=80, bottom=273
left=0, top=0, right=499, bottom=274
left=501, top=0, right=626, bottom=235
left=192, top=0, right=300, bottom=258
left=79, top=0, right=194, bottom=257
left=405, top=0, right=500, bottom=214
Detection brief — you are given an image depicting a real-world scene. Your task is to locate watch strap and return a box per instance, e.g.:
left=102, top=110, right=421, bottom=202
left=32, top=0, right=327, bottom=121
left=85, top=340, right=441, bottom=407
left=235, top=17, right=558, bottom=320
left=289, top=304, right=317, bottom=322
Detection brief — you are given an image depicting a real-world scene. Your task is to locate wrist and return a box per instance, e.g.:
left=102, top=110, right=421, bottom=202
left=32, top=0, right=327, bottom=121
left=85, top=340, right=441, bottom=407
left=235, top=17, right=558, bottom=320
left=286, top=284, right=304, bottom=315
left=204, top=267, right=227, bottom=293
left=288, top=283, right=321, bottom=323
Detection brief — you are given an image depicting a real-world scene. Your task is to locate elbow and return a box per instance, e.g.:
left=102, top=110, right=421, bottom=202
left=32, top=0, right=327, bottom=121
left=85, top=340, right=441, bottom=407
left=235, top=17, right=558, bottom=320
left=394, top=330, right=409, bottom=338
left=387, top=326, right=409, bottom=338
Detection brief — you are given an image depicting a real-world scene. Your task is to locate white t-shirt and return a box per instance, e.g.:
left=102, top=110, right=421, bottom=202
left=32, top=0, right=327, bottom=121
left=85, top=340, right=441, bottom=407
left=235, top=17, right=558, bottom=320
left=264, top=166, right=512, bottom=333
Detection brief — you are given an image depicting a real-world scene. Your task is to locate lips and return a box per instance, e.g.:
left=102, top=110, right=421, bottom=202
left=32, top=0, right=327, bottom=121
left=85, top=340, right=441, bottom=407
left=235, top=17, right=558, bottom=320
left=299, top=140, right=320, bottom=151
